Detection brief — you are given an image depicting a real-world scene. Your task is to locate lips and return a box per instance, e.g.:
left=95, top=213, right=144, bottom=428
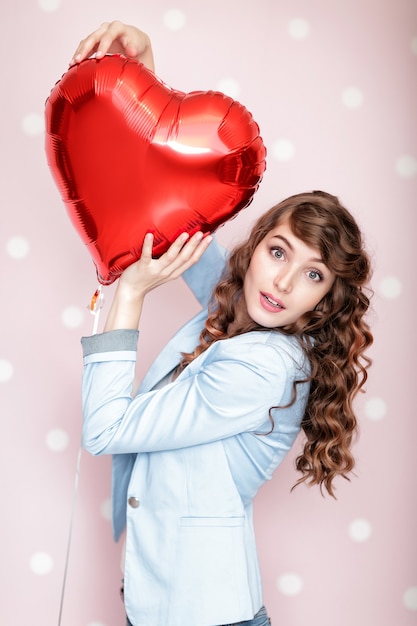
left=260, top=292, right=285, bottom=313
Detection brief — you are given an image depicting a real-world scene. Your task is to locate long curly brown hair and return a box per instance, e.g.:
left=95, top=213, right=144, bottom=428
left=178, top=191, right=373, bottom=496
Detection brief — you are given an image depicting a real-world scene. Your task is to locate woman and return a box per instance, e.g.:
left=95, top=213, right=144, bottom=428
left=76, top=22, right=373, bottom=626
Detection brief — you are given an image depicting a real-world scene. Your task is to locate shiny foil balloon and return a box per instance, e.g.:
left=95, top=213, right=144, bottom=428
left=45, top=55, right=266, bottom=285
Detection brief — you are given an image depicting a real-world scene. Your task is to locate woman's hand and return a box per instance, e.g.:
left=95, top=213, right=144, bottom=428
left=70, top=21, right=155, bottom=71
left=104, top=231, right=213, bottom=331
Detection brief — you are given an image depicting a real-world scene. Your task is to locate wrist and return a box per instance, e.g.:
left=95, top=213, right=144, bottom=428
left=115, top=281, right=146, bottom=304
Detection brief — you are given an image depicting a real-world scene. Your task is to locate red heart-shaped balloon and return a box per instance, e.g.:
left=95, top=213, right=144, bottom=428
left=45, top=55, right=266, bottom=284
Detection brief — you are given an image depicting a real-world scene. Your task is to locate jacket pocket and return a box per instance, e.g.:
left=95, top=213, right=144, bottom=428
left=179, top=516, right=245, bottom=527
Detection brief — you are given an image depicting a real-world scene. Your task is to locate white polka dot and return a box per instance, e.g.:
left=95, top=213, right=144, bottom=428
left=45, top=428, right=69, bottom=452
left=341, top=86, right=364, bottom=109
left=6, top=236, right=30, bottom=259
left=21, top=113, right=44, bottom=136
left=271, top=138, right=296, bottom=162
left=288, top=18, right=310, bottom=40
left=379, top=275, right=402, bottom=299
left=364, top=397, right=387, bottom=421
left=411, top=36, right=417, bottom=55
left=61, top=306, right=84, bottom=329
left=30, top=552, right=54, bottom=575
left=37, top=0, right=62, bottom=11
left=276, top=572, right=303, bottom=596
left=100, top=498, right=112, bottom=521
left=215, top=78, right=241, bottom=100
left=403, top=586, right=417, bottom=611
left=396, top=155, right=417, bottom=179
left=0, top=359, right=13, bottom=382
left=163, top=9, right=186, bottom=31
left=348, top=518, right=372, bottom=542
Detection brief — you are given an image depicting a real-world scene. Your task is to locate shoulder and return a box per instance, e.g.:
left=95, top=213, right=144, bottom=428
left=207, top=331, right=310, bottom=378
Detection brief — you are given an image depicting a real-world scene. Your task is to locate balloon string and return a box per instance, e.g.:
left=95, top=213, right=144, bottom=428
left=89, top=284, right=104, bottom=334
left=57, top=285, right=105, bottom=626
left=57, top=444, right=82, bottom=626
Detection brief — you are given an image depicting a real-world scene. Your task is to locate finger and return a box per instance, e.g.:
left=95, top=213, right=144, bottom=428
left=120, top=39, right=139, bottom=59
left=178, top=233, right=213, bottom=267
left=175, top=231, right=205, bottom=261
left=108, top=21, right=137, bottom=49
left=70, top=22, right=110, bottom=64
left=94, top=21, right=139, bottom=58
left=160, top=232, right=212, bottom=277
left=93, top=21, right=127, bottom=58
left=163, top=232, right=190, bottom=262
left=141, top=232, right=154, bottom=259
left=167, top=236, right=213, bottom=281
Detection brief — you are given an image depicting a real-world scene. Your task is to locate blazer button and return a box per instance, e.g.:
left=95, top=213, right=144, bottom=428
left=128, top=496, right=140, bottom=509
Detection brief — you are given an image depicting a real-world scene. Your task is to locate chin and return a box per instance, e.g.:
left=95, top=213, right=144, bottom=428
left=251, top=313, right=283, bottom=329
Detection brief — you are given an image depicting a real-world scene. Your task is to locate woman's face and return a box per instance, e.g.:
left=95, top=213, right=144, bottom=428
left=243, top=220, right=335, bottom=328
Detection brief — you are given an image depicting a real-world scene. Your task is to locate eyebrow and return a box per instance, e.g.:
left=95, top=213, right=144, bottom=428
left=271, top=235, right=325, bottom=265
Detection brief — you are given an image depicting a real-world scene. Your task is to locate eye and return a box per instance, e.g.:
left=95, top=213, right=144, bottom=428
left=271, top=246, right=285, bottom=260
left=307, top=269, right=324, bottom=282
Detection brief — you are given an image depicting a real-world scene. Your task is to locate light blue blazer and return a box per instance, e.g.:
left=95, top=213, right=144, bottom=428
left=81, top=240, right=311, bottom=626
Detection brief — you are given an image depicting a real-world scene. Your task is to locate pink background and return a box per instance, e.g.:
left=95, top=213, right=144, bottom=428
left=1, top=1, right=416, bottom=625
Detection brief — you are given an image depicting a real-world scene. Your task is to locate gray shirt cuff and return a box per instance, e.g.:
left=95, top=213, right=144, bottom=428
left=81, top=329, right=139, bottom=357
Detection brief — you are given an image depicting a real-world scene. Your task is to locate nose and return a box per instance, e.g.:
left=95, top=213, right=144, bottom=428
left=274, top=267, right=293, bottom=293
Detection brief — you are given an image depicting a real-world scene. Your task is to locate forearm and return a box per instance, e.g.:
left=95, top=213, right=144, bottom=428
left=104, top=283, right=145, bottom=331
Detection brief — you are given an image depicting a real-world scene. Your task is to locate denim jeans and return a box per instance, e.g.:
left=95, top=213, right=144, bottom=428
left=126, top=604, right=271, bottom=625
left=222, top=604, right=271, bottom=625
